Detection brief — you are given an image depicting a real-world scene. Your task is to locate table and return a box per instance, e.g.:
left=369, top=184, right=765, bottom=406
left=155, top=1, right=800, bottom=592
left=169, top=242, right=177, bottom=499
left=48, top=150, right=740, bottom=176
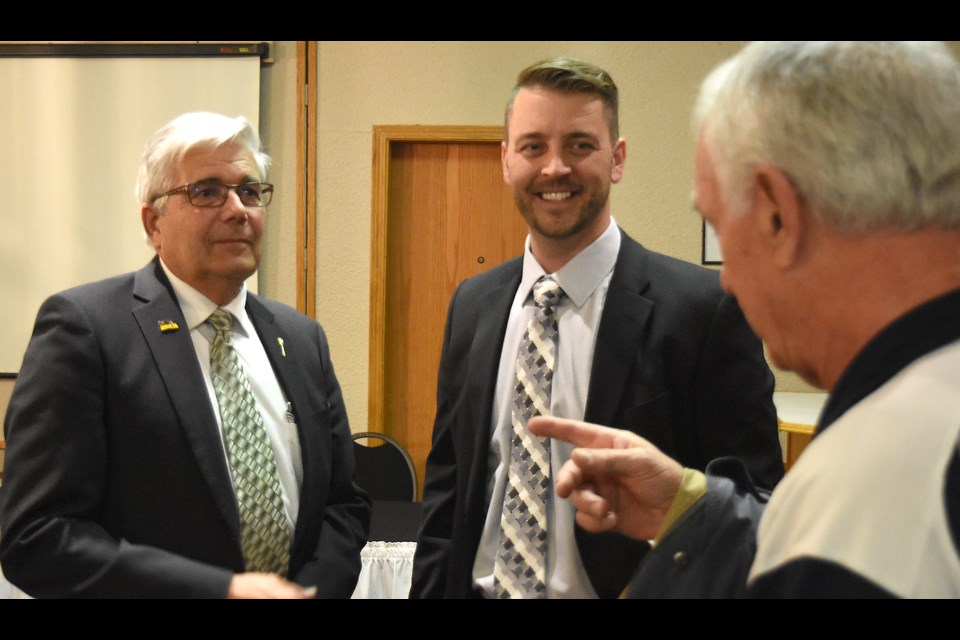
left=351, top=540, right=416, bottom=599
left=2, top=540, right=418, bottom=600
left=773, top=391, right=828, bottom=471
left=351, top=500, right=421, bottom=599
left=1, top=500, right=424, bottom=600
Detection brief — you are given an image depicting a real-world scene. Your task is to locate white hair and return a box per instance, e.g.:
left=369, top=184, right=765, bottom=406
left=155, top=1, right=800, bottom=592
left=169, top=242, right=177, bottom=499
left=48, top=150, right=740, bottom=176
left=694, top=41, right=960, bottom=231
left=136, top=112, right=270, bottom=209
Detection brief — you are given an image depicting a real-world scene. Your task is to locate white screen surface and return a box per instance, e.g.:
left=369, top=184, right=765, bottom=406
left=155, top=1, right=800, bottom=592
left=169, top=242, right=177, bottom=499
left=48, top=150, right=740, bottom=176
left=0, top=55, right=261, bottom=373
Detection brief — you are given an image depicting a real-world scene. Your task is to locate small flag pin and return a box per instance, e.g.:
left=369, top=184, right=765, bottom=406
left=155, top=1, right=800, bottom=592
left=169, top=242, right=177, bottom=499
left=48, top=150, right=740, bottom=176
left=158, top=320, right=180, bottom=333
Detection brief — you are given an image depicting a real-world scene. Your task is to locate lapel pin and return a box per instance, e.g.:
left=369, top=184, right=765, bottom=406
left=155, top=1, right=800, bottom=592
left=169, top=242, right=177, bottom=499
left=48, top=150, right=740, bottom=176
left=158, top=320, right=180, bottom=333
left=277, top=337, right=286, bottom=357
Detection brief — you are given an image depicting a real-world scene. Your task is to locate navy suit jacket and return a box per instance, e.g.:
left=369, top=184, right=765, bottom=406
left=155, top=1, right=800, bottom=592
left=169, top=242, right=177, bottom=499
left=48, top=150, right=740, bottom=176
left=0, top=259, right=370, bottom=598
left=410, top=229, right=783, bottom=599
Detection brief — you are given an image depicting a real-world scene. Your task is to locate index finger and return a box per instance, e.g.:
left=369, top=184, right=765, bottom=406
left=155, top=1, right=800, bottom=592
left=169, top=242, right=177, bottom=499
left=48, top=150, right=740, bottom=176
left=528, top=415, right=633, bottom=449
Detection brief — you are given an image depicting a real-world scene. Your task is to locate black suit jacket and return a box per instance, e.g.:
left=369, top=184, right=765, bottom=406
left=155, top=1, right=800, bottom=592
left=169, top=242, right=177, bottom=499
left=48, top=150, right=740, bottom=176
left=0, top=260, right=371, bottom=598
left=410, top=229, right=783, bottom=599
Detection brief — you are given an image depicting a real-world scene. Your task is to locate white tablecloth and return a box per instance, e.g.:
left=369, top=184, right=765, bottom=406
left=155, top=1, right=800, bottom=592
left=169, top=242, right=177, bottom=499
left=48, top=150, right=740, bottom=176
left=351, top=541, right=416, bottom=599
left=1, top=541, right=416, bottom=599
left=0, top=564, right=29, bottom=599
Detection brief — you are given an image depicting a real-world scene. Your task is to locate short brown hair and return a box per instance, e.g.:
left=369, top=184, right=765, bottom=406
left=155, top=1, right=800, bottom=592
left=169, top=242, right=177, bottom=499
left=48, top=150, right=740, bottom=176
left=505, top=57, right=620, bottom=143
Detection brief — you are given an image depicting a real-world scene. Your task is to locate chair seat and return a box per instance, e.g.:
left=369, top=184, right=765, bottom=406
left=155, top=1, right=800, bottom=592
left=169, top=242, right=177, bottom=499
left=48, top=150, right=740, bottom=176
left=368, top=499, right=423, bottom=542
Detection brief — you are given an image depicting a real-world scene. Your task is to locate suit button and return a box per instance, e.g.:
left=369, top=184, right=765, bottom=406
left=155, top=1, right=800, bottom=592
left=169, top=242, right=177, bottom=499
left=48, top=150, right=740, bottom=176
left=673, top=551, right=688, bottom=567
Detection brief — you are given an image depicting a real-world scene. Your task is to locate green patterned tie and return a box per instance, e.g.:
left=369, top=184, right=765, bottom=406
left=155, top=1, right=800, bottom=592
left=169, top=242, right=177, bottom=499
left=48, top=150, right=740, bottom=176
left=207, top=308, right=290, bottom=575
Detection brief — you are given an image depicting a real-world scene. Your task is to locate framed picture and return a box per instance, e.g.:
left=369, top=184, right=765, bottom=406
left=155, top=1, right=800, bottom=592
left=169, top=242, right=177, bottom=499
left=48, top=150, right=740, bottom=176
left=702, top=220, right=723, bottom=265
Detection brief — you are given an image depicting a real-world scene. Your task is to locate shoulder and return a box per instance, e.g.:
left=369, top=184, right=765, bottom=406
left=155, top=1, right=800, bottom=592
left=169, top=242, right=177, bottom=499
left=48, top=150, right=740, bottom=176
left=35, top=271, right=139, bottom=322
left=440, top=256, right=522, bottom=323
left=59, top=271, right=137, bottom=303
left=252, top=294, right=309, bottom=320
left=753, top=349, right=960, bottom=596
left=616, top=230, right=723, bottom=304
left=454, top=256, right=522, bottom=299
left=249, top=294, right=326, bottom=335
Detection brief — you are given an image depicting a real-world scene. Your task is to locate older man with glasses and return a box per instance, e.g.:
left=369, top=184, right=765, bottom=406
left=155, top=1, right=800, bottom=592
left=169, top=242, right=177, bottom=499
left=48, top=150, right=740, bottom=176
left=0, top=112, right=371, bottom=599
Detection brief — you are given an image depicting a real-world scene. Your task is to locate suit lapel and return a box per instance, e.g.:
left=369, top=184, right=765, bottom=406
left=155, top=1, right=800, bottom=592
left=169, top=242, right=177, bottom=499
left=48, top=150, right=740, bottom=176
left=244, top=296, right=317, bottom=553
left=584, top=230, right=655, bottom=426
left=244, top=296, right=299, bottom=414
left=131, top=261, right=242, bottom=542
left=462, top=263, right=522, bottom=511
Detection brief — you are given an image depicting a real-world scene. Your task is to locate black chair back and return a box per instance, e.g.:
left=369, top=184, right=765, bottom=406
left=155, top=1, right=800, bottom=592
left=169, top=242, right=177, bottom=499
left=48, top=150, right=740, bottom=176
left=351, top=432, right=417, bottom=502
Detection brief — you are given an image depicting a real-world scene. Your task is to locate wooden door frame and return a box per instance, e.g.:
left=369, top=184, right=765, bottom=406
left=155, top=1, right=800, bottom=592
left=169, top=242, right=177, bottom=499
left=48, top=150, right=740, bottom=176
left=367, top=124, right=505, bottom=436
left=295, top=41, right=317, bottom=317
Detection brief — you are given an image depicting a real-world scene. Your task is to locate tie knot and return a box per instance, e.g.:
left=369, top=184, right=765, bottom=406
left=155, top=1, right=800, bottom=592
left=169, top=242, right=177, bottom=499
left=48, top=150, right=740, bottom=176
left=532, top=277, right=564, bottom=309
left=207, top=308, right=234, bottom=337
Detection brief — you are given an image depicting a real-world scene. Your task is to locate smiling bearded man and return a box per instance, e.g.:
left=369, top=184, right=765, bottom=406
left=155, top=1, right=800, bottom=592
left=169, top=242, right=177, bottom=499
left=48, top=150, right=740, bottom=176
left=410, top=57, right=786, bottom=600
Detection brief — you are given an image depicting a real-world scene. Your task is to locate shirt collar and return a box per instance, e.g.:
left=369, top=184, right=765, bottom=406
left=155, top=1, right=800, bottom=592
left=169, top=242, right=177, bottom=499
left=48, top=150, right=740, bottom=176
left=819, top=287, right=960, bottom=435
left=519, top=216, right=620, bottom=308
left=159, top=258, right=250, bottom=337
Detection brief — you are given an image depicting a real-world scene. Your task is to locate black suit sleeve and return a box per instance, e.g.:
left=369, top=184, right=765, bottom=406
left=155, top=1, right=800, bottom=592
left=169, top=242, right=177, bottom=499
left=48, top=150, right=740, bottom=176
left=693, top=293, right=784, bottom=491
left=0, top=294, right=234, bottom=598
left=288, top=321, right=372, bottom=597
left=409, top=283, right=464, bottom=598
left=623, top=458, right=766, bottom=599
left=624, top=459, right=901, bottom=598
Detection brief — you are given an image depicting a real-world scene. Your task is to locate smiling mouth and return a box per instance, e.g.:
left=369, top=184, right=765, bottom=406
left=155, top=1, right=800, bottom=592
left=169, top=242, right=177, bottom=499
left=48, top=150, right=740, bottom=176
left=214, top=238, right=253, bottom=248
left=539, top=191, right=574, bottom=201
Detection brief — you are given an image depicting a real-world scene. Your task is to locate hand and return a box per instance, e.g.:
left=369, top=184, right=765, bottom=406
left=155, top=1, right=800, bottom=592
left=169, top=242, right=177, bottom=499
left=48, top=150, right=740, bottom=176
left=227, top=573, right=318, bottom=599
left=528, top=416, right=684, bottom=541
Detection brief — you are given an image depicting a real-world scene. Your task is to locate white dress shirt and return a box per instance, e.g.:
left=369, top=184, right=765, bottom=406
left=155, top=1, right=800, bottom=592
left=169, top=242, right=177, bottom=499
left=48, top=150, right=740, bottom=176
left=160, top=260, right=303, bottom=532
left=472, top=218, right=620, bottom=598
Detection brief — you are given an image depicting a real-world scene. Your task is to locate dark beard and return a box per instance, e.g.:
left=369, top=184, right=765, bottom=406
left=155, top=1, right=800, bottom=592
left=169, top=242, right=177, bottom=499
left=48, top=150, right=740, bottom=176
left=514, top=185, right=610, bottom=241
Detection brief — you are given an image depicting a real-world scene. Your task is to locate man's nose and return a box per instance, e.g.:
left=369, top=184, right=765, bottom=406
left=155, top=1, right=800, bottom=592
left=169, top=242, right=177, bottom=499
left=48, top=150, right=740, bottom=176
left=220, top=188, right=250, bottom=220
left=540, top=150, right=572, bottom=177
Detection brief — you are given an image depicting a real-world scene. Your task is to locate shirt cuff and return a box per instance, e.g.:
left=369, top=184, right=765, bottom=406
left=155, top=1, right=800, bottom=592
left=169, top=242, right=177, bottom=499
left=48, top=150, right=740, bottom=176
left=652, top=468, right=706, bottom=545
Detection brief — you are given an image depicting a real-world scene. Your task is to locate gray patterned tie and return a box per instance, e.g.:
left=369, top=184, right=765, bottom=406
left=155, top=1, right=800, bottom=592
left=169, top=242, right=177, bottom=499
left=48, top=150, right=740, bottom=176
left=494, top=276, right=565, bottom=598
left=207, top=308, right=290, bottom=575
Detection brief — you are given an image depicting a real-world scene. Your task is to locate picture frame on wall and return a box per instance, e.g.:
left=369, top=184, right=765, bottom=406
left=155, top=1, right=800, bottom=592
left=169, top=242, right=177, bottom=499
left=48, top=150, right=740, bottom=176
left=702, top=220, right=723, bottom=265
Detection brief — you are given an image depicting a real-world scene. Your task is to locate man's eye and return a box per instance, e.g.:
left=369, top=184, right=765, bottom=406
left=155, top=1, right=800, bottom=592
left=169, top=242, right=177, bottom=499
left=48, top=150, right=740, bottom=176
left=238, top=184, right=260, bottom=198
left=192, top=183, right=222, bottom=199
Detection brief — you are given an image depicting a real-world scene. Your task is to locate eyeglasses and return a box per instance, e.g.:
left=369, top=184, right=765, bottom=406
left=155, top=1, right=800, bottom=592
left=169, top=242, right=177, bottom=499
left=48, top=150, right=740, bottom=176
left=152, top=180, right=274, bottom=208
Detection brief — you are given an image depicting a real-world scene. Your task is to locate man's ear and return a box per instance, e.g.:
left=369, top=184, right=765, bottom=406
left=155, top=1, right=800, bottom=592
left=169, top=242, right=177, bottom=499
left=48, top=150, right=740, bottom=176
left=752, top=165, right=803, bottom=269
left=610, top=137, right=627, bottom=184
left=501, top=141, right=511, bottom=184
left=141, top=203, right=161, bottom=251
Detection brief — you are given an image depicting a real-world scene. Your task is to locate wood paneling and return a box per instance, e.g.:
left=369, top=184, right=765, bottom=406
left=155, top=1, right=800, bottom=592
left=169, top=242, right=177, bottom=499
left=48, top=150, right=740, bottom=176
left=369, top=126, right=528, bottom=498
left=296, top=41, right=317, bottom=317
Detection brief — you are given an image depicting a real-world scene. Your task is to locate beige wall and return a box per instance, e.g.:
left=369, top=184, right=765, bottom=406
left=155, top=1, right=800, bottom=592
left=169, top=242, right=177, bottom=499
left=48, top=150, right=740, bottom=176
left=0, top=41, right=819, bottom=444
left=258, top=41, right=301, bottom=309
left=312, top=41, right=816, bottom=433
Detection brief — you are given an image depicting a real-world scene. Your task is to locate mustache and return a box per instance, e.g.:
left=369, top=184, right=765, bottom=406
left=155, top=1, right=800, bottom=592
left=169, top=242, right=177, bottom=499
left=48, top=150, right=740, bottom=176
left=531, top=179, right=580, bottom=192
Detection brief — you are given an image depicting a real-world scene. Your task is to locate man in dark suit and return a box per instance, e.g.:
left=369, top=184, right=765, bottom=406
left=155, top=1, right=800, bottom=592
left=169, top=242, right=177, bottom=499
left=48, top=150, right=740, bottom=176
left=410, top=57, right=784, bottom=599
left=0, top=112, right=370, bottom=598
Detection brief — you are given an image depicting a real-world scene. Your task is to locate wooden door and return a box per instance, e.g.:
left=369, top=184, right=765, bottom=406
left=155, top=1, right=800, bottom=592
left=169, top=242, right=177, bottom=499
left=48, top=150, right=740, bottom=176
left=369, top=126, right=528, bottom=499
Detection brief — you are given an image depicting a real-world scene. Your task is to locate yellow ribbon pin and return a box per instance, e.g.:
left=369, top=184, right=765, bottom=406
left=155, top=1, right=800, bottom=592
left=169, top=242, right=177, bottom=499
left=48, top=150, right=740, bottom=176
left=158, top=320, right=180, bottom=333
